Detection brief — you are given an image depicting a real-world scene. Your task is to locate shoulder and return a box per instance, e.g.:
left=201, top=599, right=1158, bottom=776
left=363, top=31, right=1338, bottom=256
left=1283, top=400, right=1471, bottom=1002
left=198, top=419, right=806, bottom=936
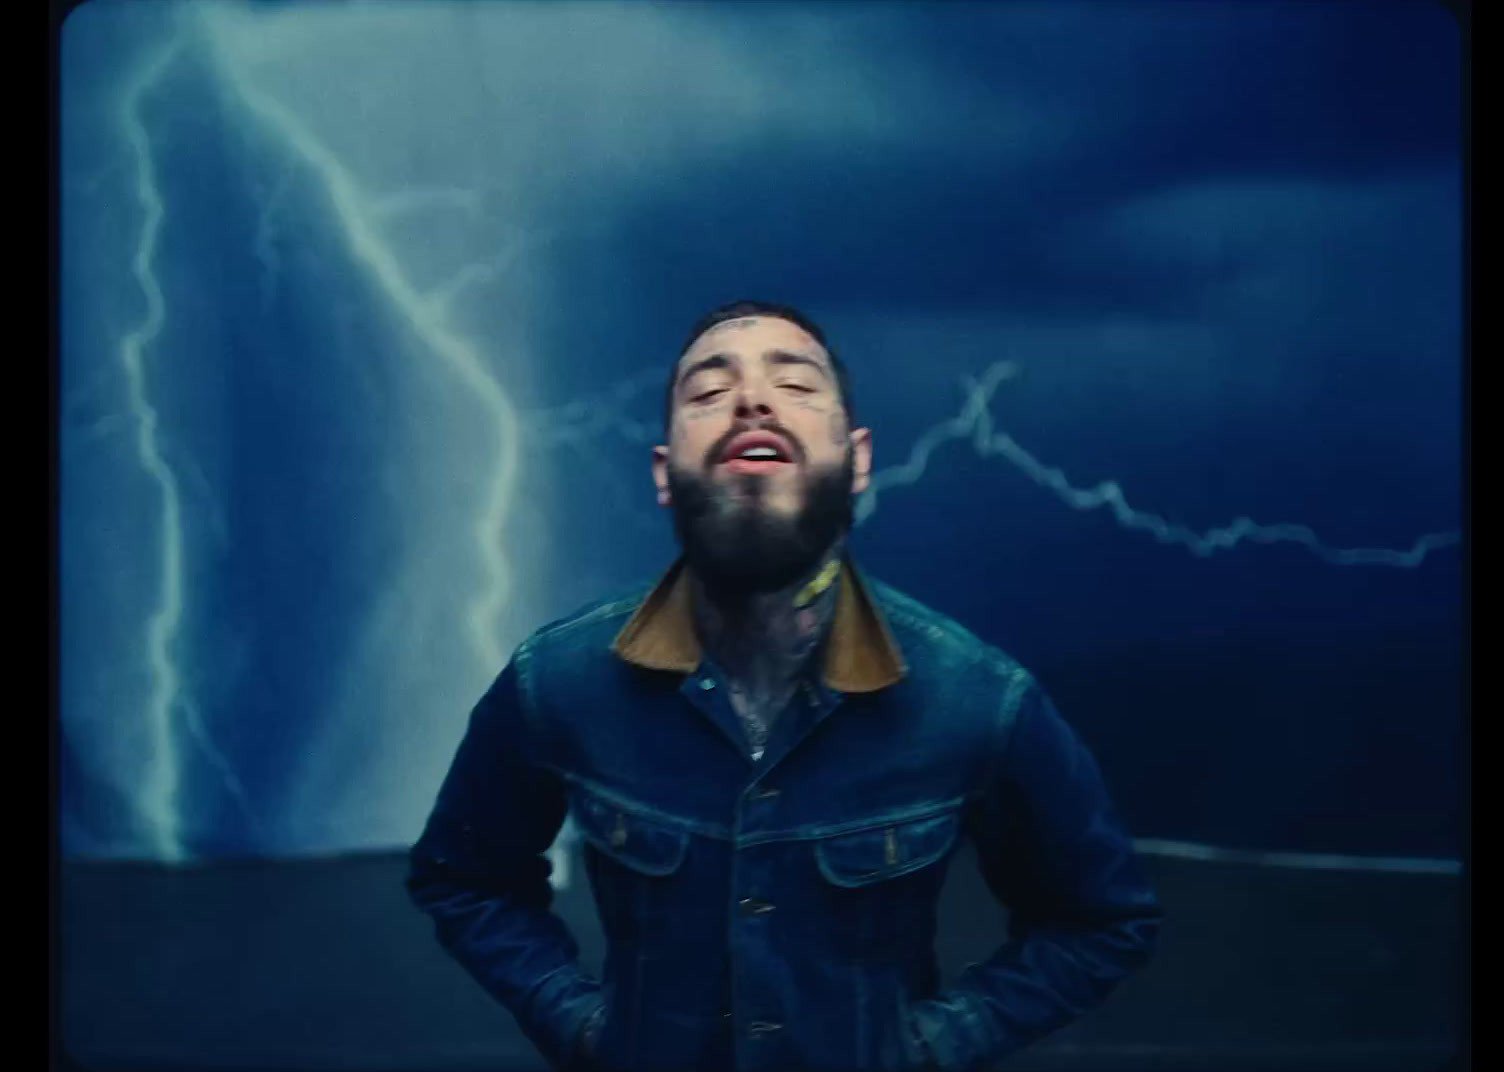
left=519, top=581, right=655, bottom=658
left=864, top=575, right=1026, bottom=675
left=504, top=582, right=662, bottom=723
left=861, top=572, right=1041, bottom=720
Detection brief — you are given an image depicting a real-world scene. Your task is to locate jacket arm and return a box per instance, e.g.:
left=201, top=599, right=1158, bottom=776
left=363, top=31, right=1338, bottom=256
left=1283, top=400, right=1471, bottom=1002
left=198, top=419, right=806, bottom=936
left=913, top=672, right=1164, bottom=1071
left=405, top=642, right=602, bottom=1069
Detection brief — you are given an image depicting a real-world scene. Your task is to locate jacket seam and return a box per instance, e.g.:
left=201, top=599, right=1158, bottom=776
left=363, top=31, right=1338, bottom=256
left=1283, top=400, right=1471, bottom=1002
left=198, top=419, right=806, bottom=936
left=554, top=770, right=733, bottom=839
left=737, top=799, right=967, bottom=845
left=993, top=665, right=1034, bottom=767
left=514, top=634, right=543, bottom=766
left=533, top=593, right=647, bottom=645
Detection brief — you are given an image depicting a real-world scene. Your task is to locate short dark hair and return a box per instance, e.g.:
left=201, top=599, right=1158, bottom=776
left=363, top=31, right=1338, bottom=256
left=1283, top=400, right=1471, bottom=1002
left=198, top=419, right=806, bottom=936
left=664, top=300, right=854, bottom=436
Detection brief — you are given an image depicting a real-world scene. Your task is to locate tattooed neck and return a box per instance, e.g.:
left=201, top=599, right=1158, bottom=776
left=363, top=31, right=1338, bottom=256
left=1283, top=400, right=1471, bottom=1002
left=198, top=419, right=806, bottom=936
left=691, top=541, right=843, bottom=707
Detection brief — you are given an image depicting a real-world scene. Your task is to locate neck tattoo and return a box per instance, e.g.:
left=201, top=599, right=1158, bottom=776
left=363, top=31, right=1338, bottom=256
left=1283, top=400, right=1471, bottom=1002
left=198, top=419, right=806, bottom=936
left=692, top=544, right=843, bottom=761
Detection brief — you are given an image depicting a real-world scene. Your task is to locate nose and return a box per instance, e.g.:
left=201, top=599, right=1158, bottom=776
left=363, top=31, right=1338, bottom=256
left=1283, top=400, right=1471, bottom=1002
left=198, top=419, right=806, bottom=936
left=732, top=379, right=775, bottom=421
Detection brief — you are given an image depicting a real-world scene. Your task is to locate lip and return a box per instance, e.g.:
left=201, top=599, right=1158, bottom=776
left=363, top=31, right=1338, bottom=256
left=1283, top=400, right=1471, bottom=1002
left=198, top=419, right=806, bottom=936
left=719, top=430, right=796, bottom=465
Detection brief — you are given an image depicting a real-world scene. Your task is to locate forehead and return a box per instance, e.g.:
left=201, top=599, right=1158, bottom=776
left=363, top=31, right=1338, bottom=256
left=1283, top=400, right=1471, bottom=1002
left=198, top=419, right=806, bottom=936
left=678, top=316, right=831, bottom=372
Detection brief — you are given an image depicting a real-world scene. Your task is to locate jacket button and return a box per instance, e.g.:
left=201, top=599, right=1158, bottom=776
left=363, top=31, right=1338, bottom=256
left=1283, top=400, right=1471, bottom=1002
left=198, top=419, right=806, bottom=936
left=699, top=678, right=716, bottom=690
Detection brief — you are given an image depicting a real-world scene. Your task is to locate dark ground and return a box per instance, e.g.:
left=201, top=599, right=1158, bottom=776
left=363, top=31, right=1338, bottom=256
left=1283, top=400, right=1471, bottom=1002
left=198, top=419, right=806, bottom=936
left=59, top=840, right=1463, bottom=1072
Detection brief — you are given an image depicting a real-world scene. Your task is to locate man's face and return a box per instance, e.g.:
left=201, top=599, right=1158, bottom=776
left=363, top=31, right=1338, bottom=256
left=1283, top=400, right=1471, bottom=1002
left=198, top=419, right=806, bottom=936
left=653, top=315, right=873, bottom=595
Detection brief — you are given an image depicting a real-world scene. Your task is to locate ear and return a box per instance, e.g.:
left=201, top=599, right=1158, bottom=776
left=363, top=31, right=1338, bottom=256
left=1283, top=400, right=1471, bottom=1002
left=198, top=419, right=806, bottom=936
left=849, top=427, right=873, bottom=496
left=652, top=445, right=672, bottom=506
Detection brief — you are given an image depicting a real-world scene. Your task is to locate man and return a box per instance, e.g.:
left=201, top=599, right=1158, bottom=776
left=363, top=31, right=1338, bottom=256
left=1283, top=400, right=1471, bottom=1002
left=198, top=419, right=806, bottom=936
left=406, top=301, right=1162, bottom=1071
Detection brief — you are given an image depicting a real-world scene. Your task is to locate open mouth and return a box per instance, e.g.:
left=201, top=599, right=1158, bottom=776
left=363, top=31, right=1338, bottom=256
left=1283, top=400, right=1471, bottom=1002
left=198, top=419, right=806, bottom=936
left=718, top=431, right=796, bottom=475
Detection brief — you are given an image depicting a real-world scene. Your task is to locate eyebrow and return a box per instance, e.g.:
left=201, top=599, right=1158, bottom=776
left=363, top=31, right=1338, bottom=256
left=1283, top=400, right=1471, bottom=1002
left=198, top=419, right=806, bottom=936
left=677, top=349, right=831, bottom=393
left=765, top=349, right=831, bottom=381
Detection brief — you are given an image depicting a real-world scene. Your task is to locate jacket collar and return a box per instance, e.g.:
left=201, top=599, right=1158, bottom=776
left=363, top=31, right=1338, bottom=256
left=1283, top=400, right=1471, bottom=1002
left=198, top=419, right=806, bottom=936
left=610, top=555, right=908, bottom=693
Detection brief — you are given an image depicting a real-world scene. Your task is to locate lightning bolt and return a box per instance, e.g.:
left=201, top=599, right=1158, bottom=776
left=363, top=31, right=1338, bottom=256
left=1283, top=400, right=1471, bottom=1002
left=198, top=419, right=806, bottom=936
left=853, top=361, right=1461, bottom=567
left=118, top=34, right=189, bottom=861
left=117, top=29, right=266, bottom=861
left=197, top=9, right=521, bottom=675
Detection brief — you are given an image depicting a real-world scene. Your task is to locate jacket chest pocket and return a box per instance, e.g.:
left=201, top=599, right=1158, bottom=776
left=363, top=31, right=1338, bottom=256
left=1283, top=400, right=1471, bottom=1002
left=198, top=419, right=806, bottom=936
left=811, top=809, right=961, bottom=963
left=570, top=783, right=691, bottom=944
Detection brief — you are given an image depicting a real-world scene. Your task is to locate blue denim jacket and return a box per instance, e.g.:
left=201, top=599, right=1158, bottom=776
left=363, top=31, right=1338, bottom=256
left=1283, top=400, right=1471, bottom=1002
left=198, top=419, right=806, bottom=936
left=406, top=557, right=1162, bottom=1071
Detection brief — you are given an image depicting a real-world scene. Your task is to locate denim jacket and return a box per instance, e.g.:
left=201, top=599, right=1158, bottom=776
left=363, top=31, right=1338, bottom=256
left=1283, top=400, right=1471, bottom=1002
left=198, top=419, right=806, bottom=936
left=406, top=556, right=1162, bottom=1071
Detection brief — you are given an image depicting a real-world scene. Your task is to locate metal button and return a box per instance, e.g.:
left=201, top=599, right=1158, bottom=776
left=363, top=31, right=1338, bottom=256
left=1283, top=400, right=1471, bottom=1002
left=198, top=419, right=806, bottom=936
left=699, top=678, right=716, bottom=690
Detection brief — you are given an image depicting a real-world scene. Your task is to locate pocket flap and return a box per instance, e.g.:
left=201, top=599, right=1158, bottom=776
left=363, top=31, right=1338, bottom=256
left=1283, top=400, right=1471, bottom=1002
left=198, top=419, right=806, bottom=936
left=815, top=811, right=961, bottom=888
left=570, top=784, right=689, bottom=877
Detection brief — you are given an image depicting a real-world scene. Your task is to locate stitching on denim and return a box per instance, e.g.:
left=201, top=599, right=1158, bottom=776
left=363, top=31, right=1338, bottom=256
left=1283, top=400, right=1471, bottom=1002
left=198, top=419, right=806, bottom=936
left=737, top=798, right=967, bottom=846
left=559, top=771, right=734, bottom=839
left=533, top=590, right=648, bottom=644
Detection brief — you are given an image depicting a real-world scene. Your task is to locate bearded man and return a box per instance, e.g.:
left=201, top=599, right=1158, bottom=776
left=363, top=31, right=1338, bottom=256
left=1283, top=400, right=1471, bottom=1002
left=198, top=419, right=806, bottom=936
left=406, top=301, right=1162, bottom=1072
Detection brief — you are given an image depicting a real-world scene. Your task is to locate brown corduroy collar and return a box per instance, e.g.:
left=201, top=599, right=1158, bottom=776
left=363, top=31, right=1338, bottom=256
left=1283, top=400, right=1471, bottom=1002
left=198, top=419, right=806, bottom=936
left=609, top=556, right=908, bottom=693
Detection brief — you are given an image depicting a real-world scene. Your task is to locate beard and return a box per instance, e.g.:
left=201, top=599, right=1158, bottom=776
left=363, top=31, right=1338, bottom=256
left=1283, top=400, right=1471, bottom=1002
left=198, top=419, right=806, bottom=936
left=666, top=449, right=854, bottom=600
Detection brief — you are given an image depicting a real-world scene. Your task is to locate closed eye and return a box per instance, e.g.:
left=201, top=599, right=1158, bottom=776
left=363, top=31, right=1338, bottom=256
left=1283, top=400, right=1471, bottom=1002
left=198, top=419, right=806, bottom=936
left=693, top=388, right=728, bottom=403
left=779, top=384, right=816, bottom=393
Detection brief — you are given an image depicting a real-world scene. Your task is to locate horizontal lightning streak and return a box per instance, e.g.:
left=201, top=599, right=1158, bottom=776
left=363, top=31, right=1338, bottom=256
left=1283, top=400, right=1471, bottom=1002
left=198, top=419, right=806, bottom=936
left=855, top=360, right=1460, bottom=568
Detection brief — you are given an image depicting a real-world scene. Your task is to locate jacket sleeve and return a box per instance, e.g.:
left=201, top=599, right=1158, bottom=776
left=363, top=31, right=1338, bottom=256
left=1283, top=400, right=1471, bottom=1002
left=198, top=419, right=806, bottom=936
left=405, top=639, right=603, bottom=1069
left=911, top=670, right=1164, bottom=1072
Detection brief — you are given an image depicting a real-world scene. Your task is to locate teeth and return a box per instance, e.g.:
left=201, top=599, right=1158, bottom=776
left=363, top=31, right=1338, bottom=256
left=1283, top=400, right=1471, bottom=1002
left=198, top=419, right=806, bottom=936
left=739, top=446, right=780, bottom=460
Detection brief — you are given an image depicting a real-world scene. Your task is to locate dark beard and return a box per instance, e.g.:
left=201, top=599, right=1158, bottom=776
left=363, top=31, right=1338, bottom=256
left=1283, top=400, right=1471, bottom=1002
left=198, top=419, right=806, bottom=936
left=667, top=451, right=854, bottom=600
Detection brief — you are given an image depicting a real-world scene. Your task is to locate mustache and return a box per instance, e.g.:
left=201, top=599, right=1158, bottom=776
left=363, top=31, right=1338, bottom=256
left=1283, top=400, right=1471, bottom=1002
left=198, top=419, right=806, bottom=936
left=703, top=421, right=806, bottom=471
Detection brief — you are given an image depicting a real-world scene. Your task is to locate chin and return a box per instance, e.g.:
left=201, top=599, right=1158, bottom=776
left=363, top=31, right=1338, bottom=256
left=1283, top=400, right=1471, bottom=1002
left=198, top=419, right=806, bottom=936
left=741, top=496, right=803, bottom=521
